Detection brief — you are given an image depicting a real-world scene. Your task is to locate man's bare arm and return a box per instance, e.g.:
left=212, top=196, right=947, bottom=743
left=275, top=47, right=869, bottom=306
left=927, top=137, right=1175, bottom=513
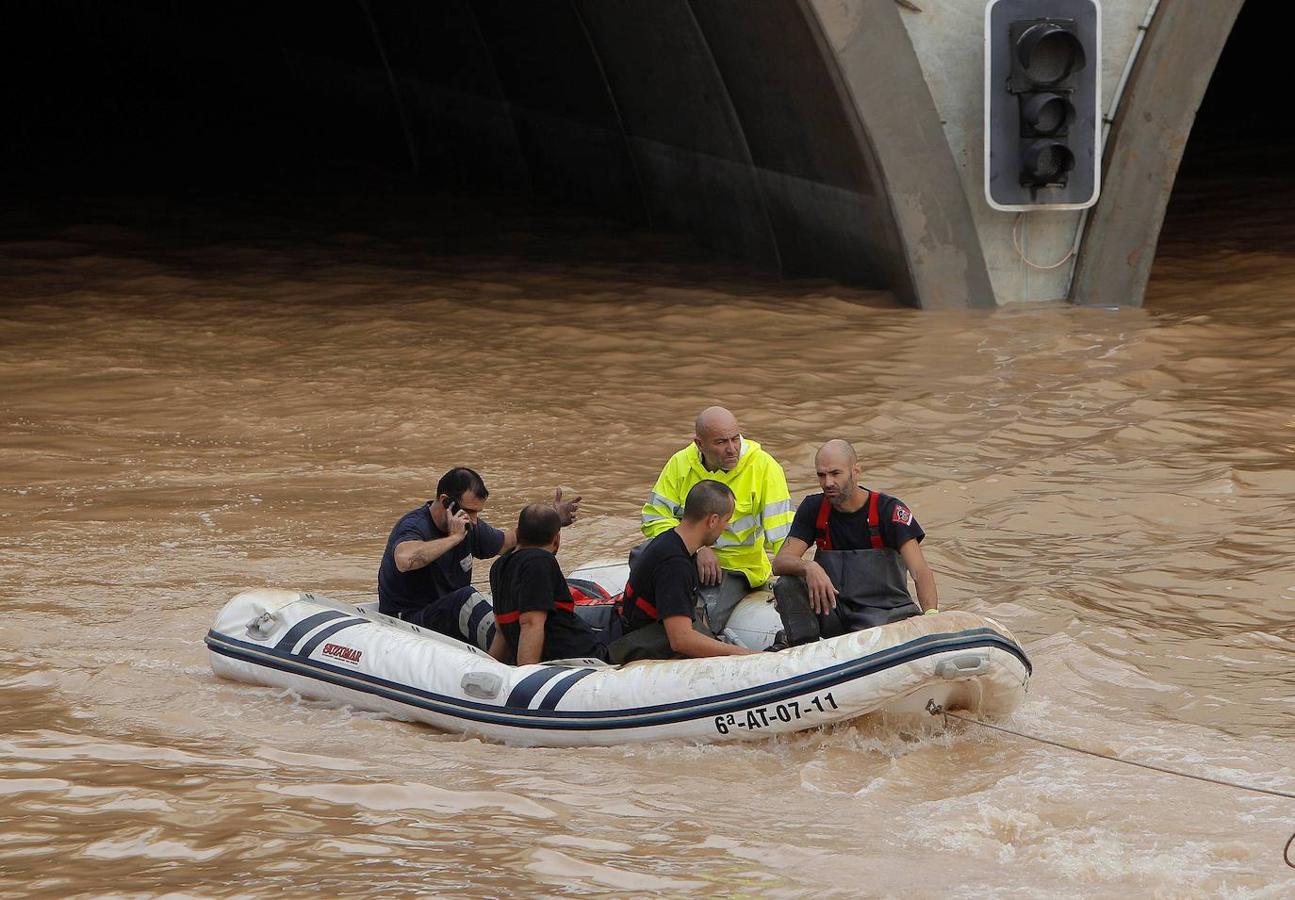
left=516, top=611, right=547, bottom=665
left=662, top=615, right=758, bottom=658
left=496, top=528, right=518, bottom=556
left=487, top=628, right=511, bottom=662
left=771, top=536, right=811, bottom=576
left=394, top=508, right=470, bottom=572
left=899, top=539, right=939, bottom=612
left=394, top=533, right=465, bottom=572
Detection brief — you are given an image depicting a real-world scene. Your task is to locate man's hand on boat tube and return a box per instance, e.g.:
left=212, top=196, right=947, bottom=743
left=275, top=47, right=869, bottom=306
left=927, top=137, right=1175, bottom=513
left=553, top=487, right=582, bottom=526
left=805, top=560, right=839, bottom=615
left=695, top=545, right=723, bottom=585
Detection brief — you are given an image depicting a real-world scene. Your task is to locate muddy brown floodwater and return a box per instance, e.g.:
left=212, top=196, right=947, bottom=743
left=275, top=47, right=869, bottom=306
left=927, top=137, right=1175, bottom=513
left=1, top=178, right=1293, bottom=897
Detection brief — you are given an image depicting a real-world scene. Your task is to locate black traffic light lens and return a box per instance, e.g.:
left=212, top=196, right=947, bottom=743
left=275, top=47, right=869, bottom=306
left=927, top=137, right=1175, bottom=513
left=1021, top=140, right=1075, bottom=186
left=1016, top=23, right=1086, bottom=86
left=1021, top=93, right=1072, bottom=135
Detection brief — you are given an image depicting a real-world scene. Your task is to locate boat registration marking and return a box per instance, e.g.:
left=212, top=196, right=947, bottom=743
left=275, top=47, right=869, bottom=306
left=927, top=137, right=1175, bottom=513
left=713, top=691, right=839, bottom=734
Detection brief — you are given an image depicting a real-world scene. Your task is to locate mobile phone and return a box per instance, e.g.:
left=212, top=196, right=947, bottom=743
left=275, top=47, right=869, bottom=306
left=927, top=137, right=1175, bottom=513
left=442, top=496, right=473, bottom=528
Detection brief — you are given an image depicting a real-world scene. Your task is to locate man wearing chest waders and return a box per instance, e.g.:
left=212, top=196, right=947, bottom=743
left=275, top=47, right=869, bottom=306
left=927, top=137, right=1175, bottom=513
left=609, top=480, right=762, bottom=663
left=771, top=440, right=939, bottom=646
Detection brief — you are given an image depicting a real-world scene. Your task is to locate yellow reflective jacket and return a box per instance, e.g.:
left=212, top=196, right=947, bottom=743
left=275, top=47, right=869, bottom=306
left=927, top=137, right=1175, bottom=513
left=640, top=438, right=793, bottom=587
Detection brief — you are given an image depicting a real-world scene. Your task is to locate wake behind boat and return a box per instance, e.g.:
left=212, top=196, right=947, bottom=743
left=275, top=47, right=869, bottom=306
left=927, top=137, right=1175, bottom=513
left=205, top=563, right=1031, bottom=747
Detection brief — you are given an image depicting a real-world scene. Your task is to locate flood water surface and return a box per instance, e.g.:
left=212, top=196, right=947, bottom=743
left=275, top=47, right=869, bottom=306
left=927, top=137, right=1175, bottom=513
left=1, top=189, right=1293, bottom=897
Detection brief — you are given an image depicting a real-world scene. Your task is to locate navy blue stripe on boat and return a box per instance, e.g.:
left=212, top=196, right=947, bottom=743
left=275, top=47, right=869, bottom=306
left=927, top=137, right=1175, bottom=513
left=466, top=599, right=492, bottom=646
left=218, top=625, right=1029, bottom=719
left=273, top=610, right=350, bottom=652
left=537, top=668, right=596, bottom=710
left=206, top=625, right=1030, bottom=731
left=505, top=667, right=571, bottom=708
left=221, top=624, right=1029, bottom=720
left=298, top=618, right=366, bottom=660
left=206, top=630, right=1023, bottom=730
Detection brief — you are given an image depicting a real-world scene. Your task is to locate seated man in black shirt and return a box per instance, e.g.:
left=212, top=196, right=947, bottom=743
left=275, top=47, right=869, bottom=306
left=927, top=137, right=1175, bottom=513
left=487, top=503, right=606, bottom=664
left=377, top=466, right=580, bottom=645
left=608, top=480, right=761, bottom=664
left=772, top=440, right=939, bottom=645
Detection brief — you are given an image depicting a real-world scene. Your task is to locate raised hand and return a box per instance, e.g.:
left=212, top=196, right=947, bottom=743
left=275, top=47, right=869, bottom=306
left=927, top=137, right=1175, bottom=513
left=554, top=487, right=582, bottom=526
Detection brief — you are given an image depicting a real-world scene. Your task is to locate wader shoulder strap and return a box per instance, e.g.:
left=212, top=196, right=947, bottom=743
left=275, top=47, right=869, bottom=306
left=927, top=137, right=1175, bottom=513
left=866, top=488, right=884, bottom=550
left=814, top=496, right=833, bottom=551
left=816, top=489, right=885, bottom=551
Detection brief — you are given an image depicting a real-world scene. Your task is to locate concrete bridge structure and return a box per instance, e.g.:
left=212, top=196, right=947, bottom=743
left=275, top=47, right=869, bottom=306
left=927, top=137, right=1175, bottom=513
left=302, top=0, right=1247, bottom=309
left=6, top=2, right=1259, bottom=309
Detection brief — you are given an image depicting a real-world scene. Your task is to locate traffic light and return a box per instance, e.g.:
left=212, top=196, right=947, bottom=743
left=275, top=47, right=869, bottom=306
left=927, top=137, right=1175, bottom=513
left=985, top=0, right=1101, bottom=211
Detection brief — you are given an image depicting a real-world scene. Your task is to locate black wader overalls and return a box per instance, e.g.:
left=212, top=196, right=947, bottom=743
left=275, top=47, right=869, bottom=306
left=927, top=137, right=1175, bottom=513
left=774, top=488, right=920, bottom=645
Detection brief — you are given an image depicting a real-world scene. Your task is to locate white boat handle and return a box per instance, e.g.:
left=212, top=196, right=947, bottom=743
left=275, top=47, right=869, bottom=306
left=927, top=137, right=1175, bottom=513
left=935, top=653, right=990, bottom=678
left=461, top=672, right=503, bottom=700
left=245, top=612, right=278, bottom=640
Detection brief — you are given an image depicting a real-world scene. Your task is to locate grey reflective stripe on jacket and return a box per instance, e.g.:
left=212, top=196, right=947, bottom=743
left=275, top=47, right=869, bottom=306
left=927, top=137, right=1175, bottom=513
left=648, top=491, right=682, bottom=513
left=764, top=521, right=792, bottom=544
left=715, top=511, right=764, bottom=548
left=761, top=498, right=792, bottom=519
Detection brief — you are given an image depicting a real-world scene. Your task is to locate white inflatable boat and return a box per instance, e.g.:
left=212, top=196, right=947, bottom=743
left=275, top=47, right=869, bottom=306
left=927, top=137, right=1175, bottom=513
left=205, top=563, right=1031, bottom=747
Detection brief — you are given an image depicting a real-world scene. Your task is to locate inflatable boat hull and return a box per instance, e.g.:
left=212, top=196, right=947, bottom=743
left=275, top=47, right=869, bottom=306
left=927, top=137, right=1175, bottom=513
left=206, top=587, right=1030, bottom=747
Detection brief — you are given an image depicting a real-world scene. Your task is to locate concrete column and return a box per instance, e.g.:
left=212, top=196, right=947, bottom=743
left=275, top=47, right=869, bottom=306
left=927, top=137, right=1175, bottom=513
left=688, top=0, right=914, bottom=300
left=894, top=0, right=1157, bottom=304
left=808, top=0, right=995, bottom=309
left=1070, top=1, right=1245, bottom=307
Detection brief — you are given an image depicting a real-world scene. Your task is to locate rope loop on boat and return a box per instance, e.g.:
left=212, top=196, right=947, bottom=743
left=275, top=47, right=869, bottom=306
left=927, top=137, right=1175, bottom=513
left=926, top=700, right=1295, bottom=869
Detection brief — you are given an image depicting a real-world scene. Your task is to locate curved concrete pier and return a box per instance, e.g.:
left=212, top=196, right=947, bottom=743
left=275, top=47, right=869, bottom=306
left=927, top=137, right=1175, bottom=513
left=1070, top=1, right=1246, bottom=307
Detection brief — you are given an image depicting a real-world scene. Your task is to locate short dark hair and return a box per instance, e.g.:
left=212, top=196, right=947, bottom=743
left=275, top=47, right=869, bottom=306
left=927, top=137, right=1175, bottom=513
left=436, top=467, right=488, bottom=503
left=682, top=480, right=735, bottom=522
left=516, top=502, right=561, bottom=546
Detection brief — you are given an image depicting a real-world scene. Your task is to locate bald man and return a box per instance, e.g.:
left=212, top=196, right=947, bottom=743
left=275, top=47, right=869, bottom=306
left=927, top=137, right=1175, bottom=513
left=639, top=406, right=794, bottom=634
left=771, top=440, right=939, bottom=645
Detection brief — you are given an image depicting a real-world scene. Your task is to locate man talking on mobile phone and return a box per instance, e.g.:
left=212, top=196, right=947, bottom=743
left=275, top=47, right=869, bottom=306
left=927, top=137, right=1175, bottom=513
left=377, top=466, right=581, bottom=642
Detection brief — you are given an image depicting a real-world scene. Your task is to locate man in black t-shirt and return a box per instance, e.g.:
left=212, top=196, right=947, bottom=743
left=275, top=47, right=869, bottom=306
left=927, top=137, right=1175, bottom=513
left=608, top=481, right=761, bottom=664
left=377, top=466, right=581, bottom=645
left=771, top=440, right=939, bottom=645
left=487, top=503, right=606, bottom=664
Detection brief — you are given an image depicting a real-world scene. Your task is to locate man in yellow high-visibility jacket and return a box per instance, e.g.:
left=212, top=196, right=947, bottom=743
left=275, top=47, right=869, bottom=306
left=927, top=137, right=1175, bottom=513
left=640, top=406, right=793, bottom=633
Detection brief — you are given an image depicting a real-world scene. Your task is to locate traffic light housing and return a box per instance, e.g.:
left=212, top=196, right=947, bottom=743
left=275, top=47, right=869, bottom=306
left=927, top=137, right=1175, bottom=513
left=985, top=0, right=1101, bottom=211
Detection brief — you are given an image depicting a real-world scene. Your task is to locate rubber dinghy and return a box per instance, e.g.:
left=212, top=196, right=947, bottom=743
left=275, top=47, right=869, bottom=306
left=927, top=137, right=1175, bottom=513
left=205, top=562, right=1031, bottom=747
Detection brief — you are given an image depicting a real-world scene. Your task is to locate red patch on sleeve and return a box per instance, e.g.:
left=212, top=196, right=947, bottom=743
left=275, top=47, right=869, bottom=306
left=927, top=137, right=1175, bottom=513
left=892, top=505, right=913, bottom=526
